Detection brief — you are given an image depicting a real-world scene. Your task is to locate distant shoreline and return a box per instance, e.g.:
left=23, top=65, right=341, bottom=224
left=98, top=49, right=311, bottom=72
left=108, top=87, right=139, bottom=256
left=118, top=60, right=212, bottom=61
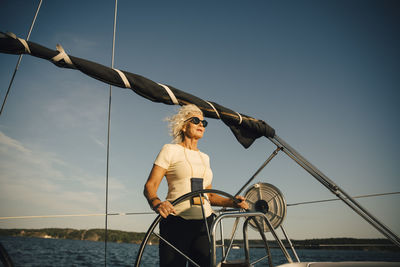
left=0, top=228, right=398, bottom=251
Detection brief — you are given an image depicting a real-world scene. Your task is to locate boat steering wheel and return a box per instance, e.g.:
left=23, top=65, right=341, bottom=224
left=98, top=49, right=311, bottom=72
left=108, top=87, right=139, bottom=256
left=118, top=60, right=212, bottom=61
left=134, top=189, right=237, bottom=267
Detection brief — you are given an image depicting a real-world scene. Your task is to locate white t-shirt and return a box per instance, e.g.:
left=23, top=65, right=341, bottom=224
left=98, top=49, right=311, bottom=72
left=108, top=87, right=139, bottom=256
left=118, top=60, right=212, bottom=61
left=154, top=143, right=214, bottom=219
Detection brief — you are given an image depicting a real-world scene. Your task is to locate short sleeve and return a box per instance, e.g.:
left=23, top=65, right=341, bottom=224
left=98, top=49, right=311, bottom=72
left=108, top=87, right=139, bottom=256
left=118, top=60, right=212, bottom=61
left=154, top=144, right=172, bottom=170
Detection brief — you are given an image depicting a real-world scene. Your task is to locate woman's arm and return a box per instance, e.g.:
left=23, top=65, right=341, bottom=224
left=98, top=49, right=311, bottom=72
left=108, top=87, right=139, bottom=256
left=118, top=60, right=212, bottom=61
left=206, top=184, right=249, bottom=210
left=143, top=164, right=176, bottom=218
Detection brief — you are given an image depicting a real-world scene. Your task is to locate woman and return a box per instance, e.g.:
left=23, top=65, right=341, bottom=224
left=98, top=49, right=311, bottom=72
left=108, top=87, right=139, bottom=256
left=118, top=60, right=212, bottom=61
left=144, top=104, right=248, bottom=267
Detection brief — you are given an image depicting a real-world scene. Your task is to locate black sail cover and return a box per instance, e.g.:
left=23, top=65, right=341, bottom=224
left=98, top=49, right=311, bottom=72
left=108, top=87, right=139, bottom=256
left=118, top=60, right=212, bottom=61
left=0, top=32, right=275, bottom=148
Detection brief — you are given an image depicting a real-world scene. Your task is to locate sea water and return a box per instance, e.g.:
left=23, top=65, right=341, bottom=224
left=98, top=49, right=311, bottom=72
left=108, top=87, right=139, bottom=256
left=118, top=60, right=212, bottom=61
left=1, top=236, right=400, bottom=266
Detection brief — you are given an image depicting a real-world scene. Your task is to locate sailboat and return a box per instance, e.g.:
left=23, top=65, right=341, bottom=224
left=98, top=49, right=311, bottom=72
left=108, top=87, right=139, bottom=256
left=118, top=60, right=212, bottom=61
left=0, top=1, right=399, bottom=266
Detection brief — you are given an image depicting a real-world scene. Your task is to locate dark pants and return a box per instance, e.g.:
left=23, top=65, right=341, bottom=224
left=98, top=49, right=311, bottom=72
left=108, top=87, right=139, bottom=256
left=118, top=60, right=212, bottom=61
left=159, top=214, right=214, bottom=267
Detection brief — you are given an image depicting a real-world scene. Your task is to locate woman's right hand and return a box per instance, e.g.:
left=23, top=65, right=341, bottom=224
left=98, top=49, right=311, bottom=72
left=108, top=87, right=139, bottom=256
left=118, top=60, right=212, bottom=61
left=155, top=201, right=176, bottom=218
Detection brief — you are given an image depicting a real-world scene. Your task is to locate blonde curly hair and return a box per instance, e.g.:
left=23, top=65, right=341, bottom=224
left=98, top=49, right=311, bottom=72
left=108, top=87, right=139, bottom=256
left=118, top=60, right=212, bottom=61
left=166, top=104, right=203, bottom=143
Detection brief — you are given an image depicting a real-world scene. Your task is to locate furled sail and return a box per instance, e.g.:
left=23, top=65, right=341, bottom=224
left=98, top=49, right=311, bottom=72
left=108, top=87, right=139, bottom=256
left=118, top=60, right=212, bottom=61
left=0, top=32, right=275, bottom=148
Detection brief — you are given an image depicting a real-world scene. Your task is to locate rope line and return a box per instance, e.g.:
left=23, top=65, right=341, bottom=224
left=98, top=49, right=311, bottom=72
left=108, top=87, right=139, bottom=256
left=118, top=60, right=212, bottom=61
left=0, top=0, right=43, bottom=116
left=0, top=212, right=154, bottom=220
left=287, top=191, right=400, bottom=207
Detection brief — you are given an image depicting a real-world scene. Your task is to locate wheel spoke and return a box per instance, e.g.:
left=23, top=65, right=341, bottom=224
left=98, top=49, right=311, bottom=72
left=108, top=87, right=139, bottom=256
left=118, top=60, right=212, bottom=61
left=199, top=193, right=211, bottom=244
left=266, top=192, right=279, bottom=204
left=154, top=232, right=201, bottom=267
left=258, top=186, right=263, bottom=200
left=268, top=211, right=282, bottom=219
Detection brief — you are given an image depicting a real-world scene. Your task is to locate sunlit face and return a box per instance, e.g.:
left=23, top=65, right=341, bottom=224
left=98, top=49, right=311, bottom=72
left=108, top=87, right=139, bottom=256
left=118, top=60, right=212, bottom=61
left=183, top=113, right=206, bottom=140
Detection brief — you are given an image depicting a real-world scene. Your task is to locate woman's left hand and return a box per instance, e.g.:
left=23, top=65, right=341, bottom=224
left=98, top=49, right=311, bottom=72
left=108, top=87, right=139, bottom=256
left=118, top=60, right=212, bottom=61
left=234, top=196, right=249, bottom=210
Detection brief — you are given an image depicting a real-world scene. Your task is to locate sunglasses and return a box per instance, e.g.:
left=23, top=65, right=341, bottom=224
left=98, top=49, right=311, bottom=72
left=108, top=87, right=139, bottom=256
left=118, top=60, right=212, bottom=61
left=185, top=117, right=208, bottom=128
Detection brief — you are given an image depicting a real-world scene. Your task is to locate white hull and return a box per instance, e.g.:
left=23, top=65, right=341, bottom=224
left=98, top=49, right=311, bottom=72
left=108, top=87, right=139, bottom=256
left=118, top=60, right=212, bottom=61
left=278, top=262, right=400, bottom=267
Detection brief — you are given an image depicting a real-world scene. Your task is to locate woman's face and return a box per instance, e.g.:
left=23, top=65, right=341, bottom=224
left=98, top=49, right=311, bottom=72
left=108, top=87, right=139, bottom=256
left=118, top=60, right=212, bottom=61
left=183, top=113, right=206, bottom=140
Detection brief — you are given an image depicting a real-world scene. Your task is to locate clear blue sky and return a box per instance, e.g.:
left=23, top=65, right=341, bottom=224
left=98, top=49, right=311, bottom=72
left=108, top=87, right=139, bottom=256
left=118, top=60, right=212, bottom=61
left=0, top=0, right=399, bottom=240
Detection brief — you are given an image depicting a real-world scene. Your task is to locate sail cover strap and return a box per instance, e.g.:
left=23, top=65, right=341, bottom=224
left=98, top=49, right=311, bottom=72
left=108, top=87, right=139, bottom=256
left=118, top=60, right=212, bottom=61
left=158, top=83, right=179, bottom=105
left=52, top=44, right=73, bottom=66
left=235, top=112, right=243, bottom=125
left=5, top=32, right=31, bottom=54
left=205, top=101, right=221, bottom=119
left=0, top=32, right=275, bottom=148
left=113, top=68, right=131, bottom=89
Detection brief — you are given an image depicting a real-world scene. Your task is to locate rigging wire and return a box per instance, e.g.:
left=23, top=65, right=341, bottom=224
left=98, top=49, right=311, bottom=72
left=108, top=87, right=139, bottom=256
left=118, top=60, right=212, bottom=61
left=0, top=0, right=43, bottom=116
left=287, top=191, right=400, bottom=207
left=0, top=191, right=398, bottom=221
left=105, top=0, right=118, bottom=266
